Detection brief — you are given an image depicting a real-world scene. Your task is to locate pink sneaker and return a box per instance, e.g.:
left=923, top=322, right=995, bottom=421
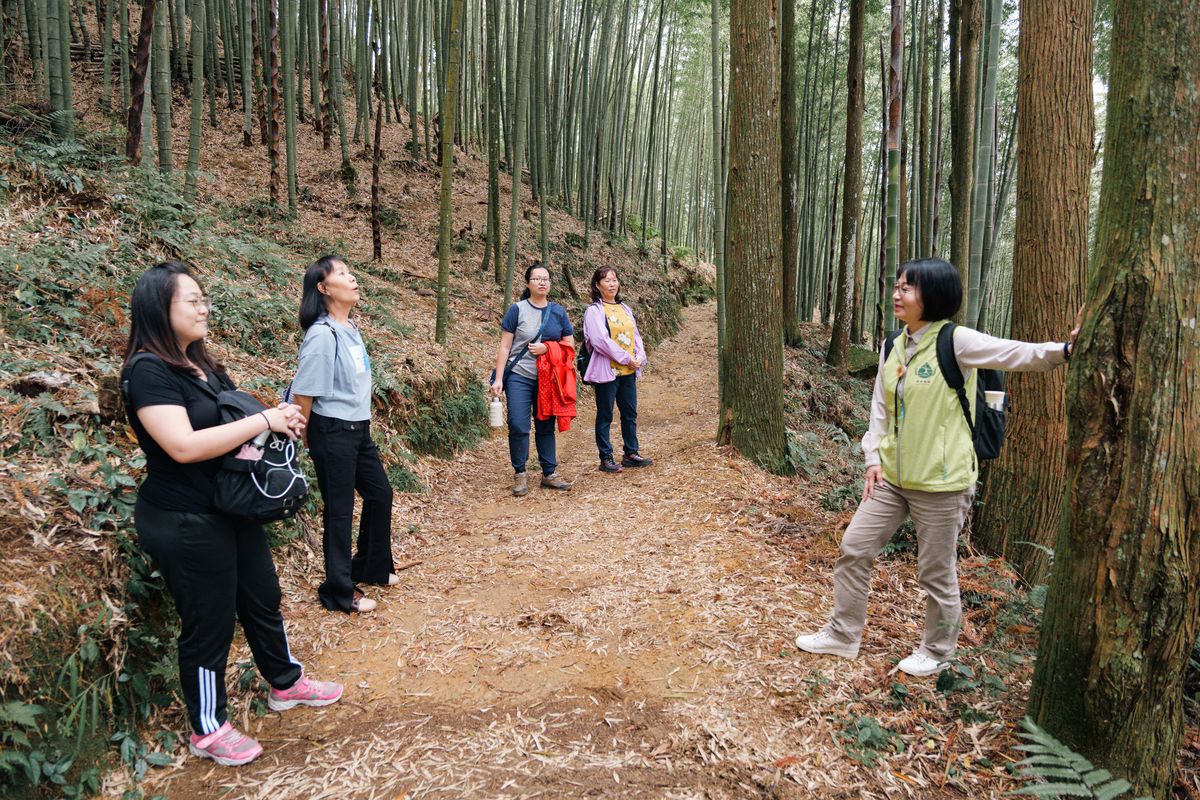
left=268, top=674, right=344, bottom=712
left=188, top=722, right=263, bottom=767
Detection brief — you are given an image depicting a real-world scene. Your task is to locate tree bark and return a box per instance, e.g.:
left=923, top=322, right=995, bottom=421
left=884, top=0, right=902, bottom=308
left=184, top=0, right=206, bottom=198
left=1027, top=2, right=1199, bottom=796
left=973, top=0, right=1091, bottom=584
left=267, top=0, right=282, bottom=205
left=435, top=0, right=466, bottom=342
left=826, top=0, right=864, bottom=368
left=151, top=0, right=172, bottom=173
left=371, top=96, right=383, bottom=259
left=717, top=0, right=786, bottom=473
left=780, top=0, right=799, bottom=345
left=948, top=0, right=979, bottom=314
left=710, top=0, right=727, bottom=406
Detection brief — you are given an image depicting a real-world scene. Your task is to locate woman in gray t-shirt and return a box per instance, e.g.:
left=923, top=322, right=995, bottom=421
left=490, top=263, right=575, bottom=497
left=291, top=256, right=396, bottom=614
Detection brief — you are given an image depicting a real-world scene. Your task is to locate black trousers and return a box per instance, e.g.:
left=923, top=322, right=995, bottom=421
left=134, top=496, right=303, bottom=736
left=307, top=413, right=395, bottom=612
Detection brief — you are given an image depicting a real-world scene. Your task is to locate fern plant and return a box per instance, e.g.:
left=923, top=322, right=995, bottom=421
left=1008, top=717, right=1149, bottom=799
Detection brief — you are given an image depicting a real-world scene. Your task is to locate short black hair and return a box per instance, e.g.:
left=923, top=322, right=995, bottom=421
left=898, top=258, right=962, bottom=322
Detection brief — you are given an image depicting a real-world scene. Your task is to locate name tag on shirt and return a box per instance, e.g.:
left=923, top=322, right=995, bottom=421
left=348, top=344, right=368, bottom=375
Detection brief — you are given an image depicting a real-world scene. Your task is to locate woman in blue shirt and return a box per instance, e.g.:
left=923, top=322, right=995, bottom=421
left=291, top=255, right=397, bottom=613
left=489, top=263, right=575, bottom=497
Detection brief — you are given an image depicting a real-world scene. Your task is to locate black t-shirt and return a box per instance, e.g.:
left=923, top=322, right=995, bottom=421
left=123, top=354, right=235, bottom=513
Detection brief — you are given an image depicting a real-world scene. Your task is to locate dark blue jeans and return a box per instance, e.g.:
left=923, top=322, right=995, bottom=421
left=594, top=373, right=639, bottom=461
left=504, top=372, right=558, bottom=474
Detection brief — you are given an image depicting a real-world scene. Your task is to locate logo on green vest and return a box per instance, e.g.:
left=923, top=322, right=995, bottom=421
left=917, top=362, right=935, bottom=379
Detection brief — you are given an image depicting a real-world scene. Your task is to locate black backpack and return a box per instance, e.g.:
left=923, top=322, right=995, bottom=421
left=212, top=390, right=310, bottom=522
left=576, top=306, right=610, bottom=386
left=884, top=323, right=1006, bottom=460
left=123, top=354, right=310, bottom=522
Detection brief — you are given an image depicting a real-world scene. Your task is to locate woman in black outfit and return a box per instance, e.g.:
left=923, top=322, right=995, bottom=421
left=122, top=262, right=343, bottom=767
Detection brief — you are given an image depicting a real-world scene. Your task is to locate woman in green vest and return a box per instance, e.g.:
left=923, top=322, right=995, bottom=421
left=795, top=258, right=1079, bottom=676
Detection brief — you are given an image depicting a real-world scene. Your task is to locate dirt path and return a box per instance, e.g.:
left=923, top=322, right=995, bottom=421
left=140, top=304, right=980, bottom=799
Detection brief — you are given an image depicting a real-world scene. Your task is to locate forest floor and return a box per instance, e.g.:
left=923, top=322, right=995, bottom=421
left=135, top=303, right=1040, bottom=800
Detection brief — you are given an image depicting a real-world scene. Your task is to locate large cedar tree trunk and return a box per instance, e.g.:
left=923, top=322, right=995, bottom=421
left=973, top=0, right=1092, bottom=584
left=717, top=0, right=786, bottom=473
left=1027, top=2, right=1200, bottom=796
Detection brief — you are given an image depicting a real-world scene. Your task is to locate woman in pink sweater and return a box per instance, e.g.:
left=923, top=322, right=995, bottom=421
left=582, top=268, right=654, bottom=474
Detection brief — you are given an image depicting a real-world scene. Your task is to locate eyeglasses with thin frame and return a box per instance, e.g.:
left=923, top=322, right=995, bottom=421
left=173, top=297, right=215, bottom=312
left=892, top=283, right=916, bottom=297
left=530, top=277, right=551, bottom=284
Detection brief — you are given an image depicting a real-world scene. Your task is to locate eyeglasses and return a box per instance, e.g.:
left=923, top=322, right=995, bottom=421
left=892, top=283, right=916, bottom=297
left=530, top=277, right=551, bottom=284
left=174, top=297, right=214, bottom=312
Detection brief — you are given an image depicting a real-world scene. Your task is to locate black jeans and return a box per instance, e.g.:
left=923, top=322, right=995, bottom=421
left=134, top=495, right=303, bottom=736
left=307, top=413, right=395, bottom=612
left=594, top=373, right=639, bottom=461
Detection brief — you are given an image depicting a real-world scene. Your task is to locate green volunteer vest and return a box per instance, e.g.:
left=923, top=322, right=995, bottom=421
left=879, top=319, right=978, bottom=491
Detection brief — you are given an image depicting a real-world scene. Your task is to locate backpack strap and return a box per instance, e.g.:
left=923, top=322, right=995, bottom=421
left=284, top=318, right=340, bottom=403
left=883, top=329, right=902, bottom=363
left=317, top=318, right=340, bottom=363
left=121, top=351, right=223, bottom=404
left=934, top=322, right=976, bottom=439
left=120, top=352, right=157, bottom=407
left=503, top=303, right=551, bottom=377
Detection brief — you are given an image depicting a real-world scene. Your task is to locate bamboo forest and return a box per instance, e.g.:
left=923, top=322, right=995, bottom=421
left=0, top=0, right=1196, bottom=797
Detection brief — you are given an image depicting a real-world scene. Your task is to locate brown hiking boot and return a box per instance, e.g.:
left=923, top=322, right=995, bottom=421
left=513, top=472, right=528, bottom=497
left=540, top=472, right=572, bottom=491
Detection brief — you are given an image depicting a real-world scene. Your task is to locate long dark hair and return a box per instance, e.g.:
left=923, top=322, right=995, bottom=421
left=123, top=261, right=223, bottom=374
left=589, top=267, right=622, bottom=304
left=898, top=258, right=963, bottom=322
left=300, top=254, right=344, bottom=330
left=519, top=262, right=550, bottom=301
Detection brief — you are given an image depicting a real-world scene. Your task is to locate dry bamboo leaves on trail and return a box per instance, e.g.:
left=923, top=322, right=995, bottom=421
left=139, top=306, right=1043, bottom=799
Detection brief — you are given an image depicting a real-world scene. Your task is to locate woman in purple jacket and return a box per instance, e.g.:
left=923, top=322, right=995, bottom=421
left=582, top=267, right=654, bottom=473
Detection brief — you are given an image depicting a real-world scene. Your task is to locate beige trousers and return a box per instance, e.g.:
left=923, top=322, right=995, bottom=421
left=827, top=479, right=974, bottom=661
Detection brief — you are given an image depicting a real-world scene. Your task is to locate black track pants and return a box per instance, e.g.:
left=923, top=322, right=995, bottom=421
left=134, top=496, right=303, bottom=736
left=307, top=413, right=396, bottom=612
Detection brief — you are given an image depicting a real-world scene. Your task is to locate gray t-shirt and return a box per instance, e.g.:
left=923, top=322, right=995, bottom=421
left=291, top=317, right=373, bottom=421
left=500, top=300, right=574, bottom=379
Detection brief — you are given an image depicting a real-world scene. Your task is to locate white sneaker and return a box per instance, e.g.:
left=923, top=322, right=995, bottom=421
left=794, top=629, right=859, bottom=659
left=897, top=651, right=949, bottom=677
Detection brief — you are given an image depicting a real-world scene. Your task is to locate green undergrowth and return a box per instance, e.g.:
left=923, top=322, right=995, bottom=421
left=1, top=97, right=705, bottom=796
left=809, top=558, right=1047, bottom=789
left=0, top=124, right=473, bottom=798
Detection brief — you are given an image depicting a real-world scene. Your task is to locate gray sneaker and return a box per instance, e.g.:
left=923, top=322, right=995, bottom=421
left=540, top=472, right=572, bottom=491
left=513, top=472, right=528, bottom=497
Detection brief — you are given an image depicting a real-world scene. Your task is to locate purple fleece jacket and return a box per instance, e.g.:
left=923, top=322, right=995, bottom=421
left=582, top=302, right=646, bottom=384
